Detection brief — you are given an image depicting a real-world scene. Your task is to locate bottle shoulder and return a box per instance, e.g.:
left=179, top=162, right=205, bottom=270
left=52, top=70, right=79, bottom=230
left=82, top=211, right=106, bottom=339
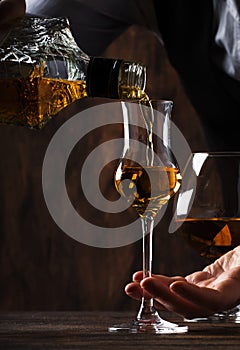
left=0, top=16, right=89, bottom=80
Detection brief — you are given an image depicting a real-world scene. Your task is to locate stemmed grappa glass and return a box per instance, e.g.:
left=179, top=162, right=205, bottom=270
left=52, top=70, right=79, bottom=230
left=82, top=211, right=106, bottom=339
left=108, top=99, right=188, bottom=333
left=174, top=152, right=240, bottom=323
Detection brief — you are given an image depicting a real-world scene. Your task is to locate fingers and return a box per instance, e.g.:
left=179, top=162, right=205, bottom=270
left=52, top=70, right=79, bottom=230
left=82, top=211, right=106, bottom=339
left=141, top=277, right=218, bottom=319
left=185, top=267, right=240, bottom=310
left=125, top=272, right=187, bottom=307
left=125, top=282, right=143, bottom=300
left=132, top=271, right=143, bottom=282
left=129, top=272, right=185, bottom=297
left=132, top=271, right=186, bottom=285
left=125, top=271, right=170, bottom=302
left=126, top=266, right=240, bottom=319
left=126, top=275, right=223, bottom=319
left=125, top=271, right=144, bottom=301
left=170, top=280, right=222, bottom=315
left=125, top=274, right=168, bottom=311
left=185, top=271, right=213, bottom=286
left=125, top=271, right=152, bottom=300
left=212, top=267, right=240, bottom=308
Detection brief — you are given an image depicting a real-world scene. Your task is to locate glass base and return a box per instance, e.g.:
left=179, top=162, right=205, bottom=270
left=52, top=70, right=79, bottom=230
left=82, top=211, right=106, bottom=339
left=108, top=317, right=188, bottom=334
left=184, top=306, right=240, bottom=324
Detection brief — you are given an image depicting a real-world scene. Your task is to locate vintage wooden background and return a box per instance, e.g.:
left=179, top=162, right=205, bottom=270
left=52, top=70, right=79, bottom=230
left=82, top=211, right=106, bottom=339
left=0, top=24, right=208, bottom=311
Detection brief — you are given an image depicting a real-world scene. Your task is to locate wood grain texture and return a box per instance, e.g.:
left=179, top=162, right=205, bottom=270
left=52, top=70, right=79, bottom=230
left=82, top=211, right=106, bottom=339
left=0, top=311, right=240, bottom=349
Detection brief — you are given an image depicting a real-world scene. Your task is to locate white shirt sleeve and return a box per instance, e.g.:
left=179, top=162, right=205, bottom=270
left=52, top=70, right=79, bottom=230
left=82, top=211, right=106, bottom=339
left=212, top=0, right=240, bottom=81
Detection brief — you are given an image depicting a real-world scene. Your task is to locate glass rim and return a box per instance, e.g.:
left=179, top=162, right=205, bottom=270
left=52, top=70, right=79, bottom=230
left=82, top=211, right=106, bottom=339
left=119, top=98, right=173, bottom=104
left=150, top=98, right=173, bottom=105
left=192, top=151, right=240, bottom=157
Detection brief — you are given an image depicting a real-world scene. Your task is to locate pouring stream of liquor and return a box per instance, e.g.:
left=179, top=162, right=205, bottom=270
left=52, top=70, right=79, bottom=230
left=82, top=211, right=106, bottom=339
left=139, top=96, right=154, bottom=167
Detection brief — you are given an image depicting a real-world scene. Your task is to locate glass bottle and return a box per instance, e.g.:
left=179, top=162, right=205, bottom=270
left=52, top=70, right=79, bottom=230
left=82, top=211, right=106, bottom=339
left=0, top=16, right=146, bottom=129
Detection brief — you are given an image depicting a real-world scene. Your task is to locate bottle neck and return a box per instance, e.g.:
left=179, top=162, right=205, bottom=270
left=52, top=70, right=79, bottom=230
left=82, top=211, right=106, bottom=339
left=86, top=57, right=146, bottom=99
left=118, top=61, right=146, bottom=99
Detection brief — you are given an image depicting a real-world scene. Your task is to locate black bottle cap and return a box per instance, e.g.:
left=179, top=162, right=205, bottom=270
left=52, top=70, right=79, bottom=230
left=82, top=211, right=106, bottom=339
left=86, top=57, right=123, bottom=98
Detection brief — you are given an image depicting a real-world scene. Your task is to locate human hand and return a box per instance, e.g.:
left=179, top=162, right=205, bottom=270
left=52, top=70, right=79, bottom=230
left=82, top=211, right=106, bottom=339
left=125, top=246, right=240, bottom=319
left=0, top=0, right=25, bottom=26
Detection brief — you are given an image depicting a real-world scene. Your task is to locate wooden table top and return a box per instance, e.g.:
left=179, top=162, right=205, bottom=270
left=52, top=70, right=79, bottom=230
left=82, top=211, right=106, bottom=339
left=0, top=311, right=240, bottom=349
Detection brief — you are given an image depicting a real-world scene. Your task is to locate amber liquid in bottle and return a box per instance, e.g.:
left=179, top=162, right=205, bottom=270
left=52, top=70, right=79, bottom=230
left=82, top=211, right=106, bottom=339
left=0, top=16, right=146, bottom=129
left=0, top=75, right=146, bottom=129
left=0, top=69, right=87, bottom=128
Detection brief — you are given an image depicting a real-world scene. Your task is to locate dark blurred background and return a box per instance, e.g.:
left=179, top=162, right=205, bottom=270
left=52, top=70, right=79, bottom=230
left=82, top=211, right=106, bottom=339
left=0, top=23, right=208, bottom=311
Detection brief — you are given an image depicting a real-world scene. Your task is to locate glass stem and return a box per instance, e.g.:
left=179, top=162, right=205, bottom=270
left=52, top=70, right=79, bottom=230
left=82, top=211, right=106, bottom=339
left=137, top=215, right=160, bottom=323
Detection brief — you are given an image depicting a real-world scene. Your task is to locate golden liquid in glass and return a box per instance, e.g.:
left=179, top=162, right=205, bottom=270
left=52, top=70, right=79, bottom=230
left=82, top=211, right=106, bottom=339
left=115, top=165, right=181, bottom=217
left=176, top=218, right=240, bottom=261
